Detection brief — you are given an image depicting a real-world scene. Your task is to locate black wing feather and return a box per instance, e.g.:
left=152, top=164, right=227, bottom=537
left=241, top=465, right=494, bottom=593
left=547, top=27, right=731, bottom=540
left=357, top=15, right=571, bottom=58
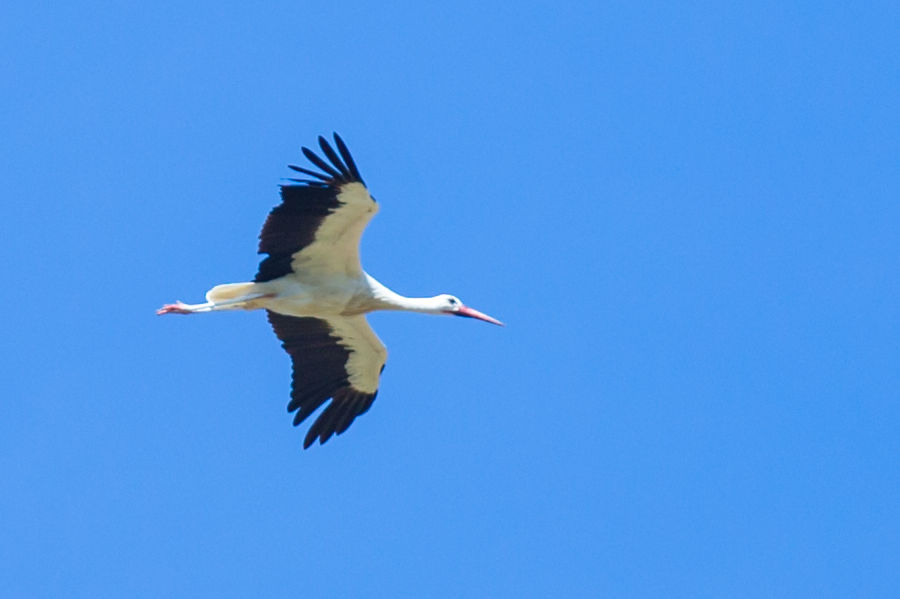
left=284, top=178, right=330, bottom=186
left=287, top=164, right=332, bottom=181
left=302, top=146, right=342, bottom=179
left=288, top=377, right=343, bottom=413
left=333, top=133, right=364, bottom=184
left=318, top=136, right=350, bottom=178
left=335, top=393, right=365, bottom=434
left=307, top=401, right=344, bottom=447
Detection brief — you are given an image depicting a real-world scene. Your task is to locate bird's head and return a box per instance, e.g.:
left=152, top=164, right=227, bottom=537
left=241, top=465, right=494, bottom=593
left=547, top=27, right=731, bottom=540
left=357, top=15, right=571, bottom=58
left=435, top=294, right=503, bottom=326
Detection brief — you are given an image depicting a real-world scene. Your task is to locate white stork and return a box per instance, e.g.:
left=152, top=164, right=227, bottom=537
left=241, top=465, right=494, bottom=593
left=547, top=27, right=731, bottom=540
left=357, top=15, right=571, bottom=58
left=158, top=133, right=502, bottom=449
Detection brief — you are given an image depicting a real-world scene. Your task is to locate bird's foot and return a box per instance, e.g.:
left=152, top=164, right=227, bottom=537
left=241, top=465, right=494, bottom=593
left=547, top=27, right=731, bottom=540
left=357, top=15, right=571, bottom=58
left=157, top=301, right=192, bottom=315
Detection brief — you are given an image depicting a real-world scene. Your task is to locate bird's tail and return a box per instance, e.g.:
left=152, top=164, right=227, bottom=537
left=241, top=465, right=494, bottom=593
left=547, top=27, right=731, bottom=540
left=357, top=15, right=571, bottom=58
left=205, top=282, right=260, bottom=308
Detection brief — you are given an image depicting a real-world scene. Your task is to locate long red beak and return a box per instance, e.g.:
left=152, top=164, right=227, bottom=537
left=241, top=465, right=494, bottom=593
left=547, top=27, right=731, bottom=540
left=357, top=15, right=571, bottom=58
left=456, top=305, right=504, bottom=326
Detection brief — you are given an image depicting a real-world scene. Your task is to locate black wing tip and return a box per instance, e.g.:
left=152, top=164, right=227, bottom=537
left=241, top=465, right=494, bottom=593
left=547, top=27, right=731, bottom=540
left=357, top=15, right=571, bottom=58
left=318, top=135, right=351, bottom=179
left=298, top=388, right=377, bottom=450
left=283, top=177, right=330, bottom=187
left=332, top=132, right=364, bottom=184
left=288, top=133, right=365, bottom=188
left=287, top=164, right=331, bottom=181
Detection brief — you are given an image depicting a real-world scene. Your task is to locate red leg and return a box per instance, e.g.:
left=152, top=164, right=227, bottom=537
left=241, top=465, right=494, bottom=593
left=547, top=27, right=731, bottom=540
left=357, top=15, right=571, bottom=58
left=156, top=301, right=193, bottom=315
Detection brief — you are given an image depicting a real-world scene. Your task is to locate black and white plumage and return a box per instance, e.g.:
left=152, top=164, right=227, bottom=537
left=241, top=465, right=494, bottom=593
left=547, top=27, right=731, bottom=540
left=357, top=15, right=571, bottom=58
left=159, top=133, right=501, bottom=449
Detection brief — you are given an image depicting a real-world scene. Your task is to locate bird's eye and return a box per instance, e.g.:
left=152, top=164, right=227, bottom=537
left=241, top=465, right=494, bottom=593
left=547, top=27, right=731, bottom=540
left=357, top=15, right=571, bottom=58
left=448, top=298, right=458, bottom=305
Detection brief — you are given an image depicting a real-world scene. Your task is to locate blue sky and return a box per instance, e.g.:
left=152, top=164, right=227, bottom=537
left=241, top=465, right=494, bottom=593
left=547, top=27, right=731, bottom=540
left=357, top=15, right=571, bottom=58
left=1, top=1, right=897, bottom=597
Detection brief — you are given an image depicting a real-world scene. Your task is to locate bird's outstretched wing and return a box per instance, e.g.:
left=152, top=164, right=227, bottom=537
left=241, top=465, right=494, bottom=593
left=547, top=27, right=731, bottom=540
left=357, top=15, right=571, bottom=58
left=255, top=133, right=377, bottom=282
left=266, top=310, right=388, bottom=448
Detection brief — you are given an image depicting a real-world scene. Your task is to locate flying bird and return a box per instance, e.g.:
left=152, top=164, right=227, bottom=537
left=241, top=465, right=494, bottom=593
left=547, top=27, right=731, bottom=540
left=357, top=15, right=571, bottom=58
left=158, top=133, right=502, bottom=449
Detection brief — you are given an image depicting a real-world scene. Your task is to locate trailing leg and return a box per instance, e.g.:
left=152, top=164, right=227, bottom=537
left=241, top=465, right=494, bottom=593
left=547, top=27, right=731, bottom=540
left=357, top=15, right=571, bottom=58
left=157, top=282, right=271, bottom=315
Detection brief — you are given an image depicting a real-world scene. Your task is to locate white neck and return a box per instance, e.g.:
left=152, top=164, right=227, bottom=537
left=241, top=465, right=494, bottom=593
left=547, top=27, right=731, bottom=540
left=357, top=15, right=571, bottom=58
left=365, top=275, right=445, bottom=314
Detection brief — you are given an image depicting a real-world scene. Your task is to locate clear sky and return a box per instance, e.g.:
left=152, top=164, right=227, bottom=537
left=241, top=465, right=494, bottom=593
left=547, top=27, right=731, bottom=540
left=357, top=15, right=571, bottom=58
left=1, top=2, right=897, bottom=597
